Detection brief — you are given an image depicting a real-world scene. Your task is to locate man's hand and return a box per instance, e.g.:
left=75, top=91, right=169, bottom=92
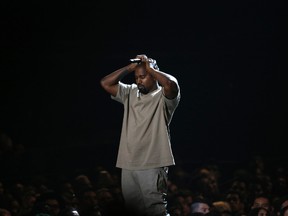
left=135, top=54, right=159, bottom=71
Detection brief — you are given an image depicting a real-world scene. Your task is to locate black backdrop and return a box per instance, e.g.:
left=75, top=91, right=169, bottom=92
left=1, top=0, right=287, bottom=175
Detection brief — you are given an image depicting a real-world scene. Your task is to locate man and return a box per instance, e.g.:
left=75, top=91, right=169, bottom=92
left=191, top=198, right=211, bottom=215
left=251, top=194, right=274, bottom=215
left=226, top=191, right=246, bottom=216
left=100, top=54, right=180, bottom=216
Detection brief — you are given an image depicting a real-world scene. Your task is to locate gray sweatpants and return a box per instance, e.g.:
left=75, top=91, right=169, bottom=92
left=121, top=167, right=170, bottom=216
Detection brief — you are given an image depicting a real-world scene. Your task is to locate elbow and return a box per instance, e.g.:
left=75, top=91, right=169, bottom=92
left=100, top=78, right=109, bottom=90
left=100, top=78, right=118, bottom=96
left=164, top=79, right=177, bottom=90
left=100, top=78, right=105, bottom=88
left=163, top=80, right=179, bottom=99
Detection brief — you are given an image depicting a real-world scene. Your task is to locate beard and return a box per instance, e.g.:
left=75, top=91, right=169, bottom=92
left=137, top=84, right=149, bottom=94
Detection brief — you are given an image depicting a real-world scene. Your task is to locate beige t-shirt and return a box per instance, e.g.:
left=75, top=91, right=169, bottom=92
left=111, top=82, right=181, bottom=170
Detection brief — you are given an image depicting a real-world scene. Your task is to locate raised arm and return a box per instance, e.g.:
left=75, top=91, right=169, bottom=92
left=136, top=54, right=179, bottom=99
left=100, top=63, right=137, bottom=97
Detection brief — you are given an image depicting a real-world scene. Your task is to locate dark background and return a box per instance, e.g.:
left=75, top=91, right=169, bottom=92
left=1, top=0, right=287, bottom=176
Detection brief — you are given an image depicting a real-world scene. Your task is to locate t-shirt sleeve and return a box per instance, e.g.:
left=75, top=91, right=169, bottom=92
left=164, top=87, right=181, bottom=114
left=111, top=82, right=131, bottom=104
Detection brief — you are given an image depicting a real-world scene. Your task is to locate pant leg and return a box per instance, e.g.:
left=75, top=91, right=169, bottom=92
left=121, top=168, right=169, bottom=216
left=136, top=167, right=169, bottom=216
left=121, top=169, right=146, bottom=215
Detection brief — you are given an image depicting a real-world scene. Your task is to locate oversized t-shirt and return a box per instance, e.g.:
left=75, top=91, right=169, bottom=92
left=111, top=82, right=180, bottom=170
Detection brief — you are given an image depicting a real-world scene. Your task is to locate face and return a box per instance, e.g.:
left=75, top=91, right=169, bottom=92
left=82, top=191, right=98, bottom=207
left=258, top=208, right=268, bottom=216
left=226, top=193, right=242, bottom=211
left=198, top=203, right=210, bottom=214
left=281, top=200, right=288, bottom=209
left=252, top=197, right=270, bottom=210
left=134, top=64, right=156, bottom=94
left=45, top=199, right=60, bottom=216
left=231, top=181, right=247, bottom=193
left=192, top=202, right=210, bottom=214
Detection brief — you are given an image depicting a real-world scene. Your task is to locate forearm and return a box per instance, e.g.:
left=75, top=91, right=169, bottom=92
left=148, top=67, right=178, bottom=87
left=149, top=68, right=177, bottom=85
left=100, top=63, right=136, bottom=96
left=101, top=64, right=134, bottom=87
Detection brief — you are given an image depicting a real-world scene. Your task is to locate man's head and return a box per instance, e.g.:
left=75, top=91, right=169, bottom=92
left=226, top=191, right=245, bottom=213
left=251, top=195, right=271, bottom=210
left=135, top=63, right=158, bottom=94
left=191, top=198, right=211, bottom=214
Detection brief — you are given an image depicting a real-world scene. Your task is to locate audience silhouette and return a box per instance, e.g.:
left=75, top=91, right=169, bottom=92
left=0, top=131, right=287, bottom=216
